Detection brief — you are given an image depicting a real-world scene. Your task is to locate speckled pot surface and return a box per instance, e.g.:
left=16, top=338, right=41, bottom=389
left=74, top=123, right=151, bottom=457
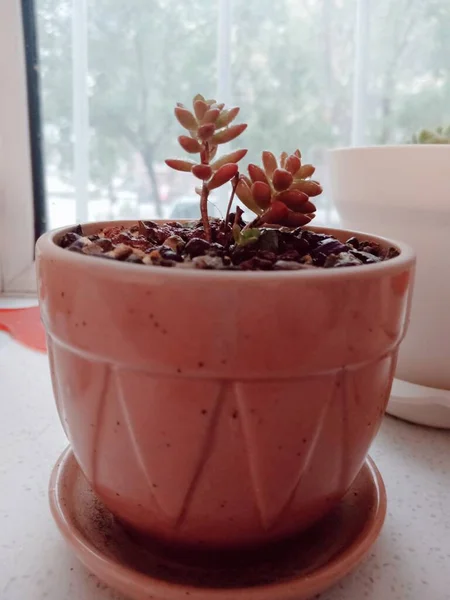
left=36, top=221, right=415, bottom=549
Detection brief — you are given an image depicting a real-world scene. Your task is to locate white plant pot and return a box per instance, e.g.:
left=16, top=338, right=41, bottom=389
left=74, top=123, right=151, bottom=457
left=328, top=145, right=450, bottom=392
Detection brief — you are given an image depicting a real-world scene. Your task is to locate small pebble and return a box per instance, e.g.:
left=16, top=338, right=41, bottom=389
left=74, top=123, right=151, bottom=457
left=185, top=237, right=211, bottom=258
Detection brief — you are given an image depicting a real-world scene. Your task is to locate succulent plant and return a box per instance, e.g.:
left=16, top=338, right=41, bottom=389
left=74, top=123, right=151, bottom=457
left=411, top=126, right=450, bottom=144
left=235, top=150, right=322, bottom=228
left=165, top=94, right=248, bottom=241
left=166, top=94, right=323, bottom=236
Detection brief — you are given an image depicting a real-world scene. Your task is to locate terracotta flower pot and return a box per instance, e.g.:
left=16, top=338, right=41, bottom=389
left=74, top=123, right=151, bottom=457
left=36, top=221, right=415, bottom=550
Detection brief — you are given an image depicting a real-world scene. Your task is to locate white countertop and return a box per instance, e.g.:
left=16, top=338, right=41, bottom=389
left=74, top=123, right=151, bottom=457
left=1, top=313, right=450, bottom=599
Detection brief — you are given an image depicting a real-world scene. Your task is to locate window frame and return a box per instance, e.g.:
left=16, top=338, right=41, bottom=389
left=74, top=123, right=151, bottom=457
left=0, top=0, right=43, bottom=294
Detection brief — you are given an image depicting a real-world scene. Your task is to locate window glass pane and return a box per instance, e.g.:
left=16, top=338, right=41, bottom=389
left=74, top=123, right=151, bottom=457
left=35, top=0, right=450, bottom=231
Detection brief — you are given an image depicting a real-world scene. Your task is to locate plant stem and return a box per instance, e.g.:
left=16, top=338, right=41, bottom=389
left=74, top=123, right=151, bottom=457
left=224, top=173, right=240, bottom=230
left=200, top=142, right=212, bottom=241
left=200, top=182, right=211, bottom=241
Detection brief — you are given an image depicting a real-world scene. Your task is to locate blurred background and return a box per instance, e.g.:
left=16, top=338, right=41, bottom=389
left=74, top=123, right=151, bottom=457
left=35, top=0, right=450, bottom=229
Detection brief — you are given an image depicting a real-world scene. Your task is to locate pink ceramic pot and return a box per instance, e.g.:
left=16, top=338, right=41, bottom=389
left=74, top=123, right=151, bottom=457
left=36, top=222, right=415, bottom=550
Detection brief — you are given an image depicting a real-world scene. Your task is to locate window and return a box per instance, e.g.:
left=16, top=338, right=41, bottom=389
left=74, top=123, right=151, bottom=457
left=1, top=0, right=450, bottom=293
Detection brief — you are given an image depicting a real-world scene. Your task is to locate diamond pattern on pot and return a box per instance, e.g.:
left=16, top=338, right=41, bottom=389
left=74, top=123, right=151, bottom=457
left=49, top=335, right=110, bottom=482
left=93, top=367, right=164, bottom=518
left=235, top=375, right=337, bottom=530
left=50, top=334, right=395, bottom=544
left=113, top=369, right=226, bottom=524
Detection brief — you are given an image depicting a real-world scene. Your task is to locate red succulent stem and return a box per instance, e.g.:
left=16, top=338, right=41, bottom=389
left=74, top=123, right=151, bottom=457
left=200, top=142, right=212, bottom=242
left=200, top=183, right=211, bottom=241
left=224, top=172, right=241, bottom=231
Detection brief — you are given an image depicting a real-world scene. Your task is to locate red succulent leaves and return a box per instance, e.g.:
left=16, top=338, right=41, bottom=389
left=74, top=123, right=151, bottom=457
left=178, top=135, right=201, bottom=153
left=174, top=107, right=198, bottom=131
left=251, top=181, right=271, bottom=208
left=208, top=163, right=238, bottom=190
left=248, top=164, right=269, bottom=185
left=262, top=151, right=277, bottom=178
left=259, top=201, right=289, bottom=225
left=192, top=164, right=213, bottom=180
left=197, top=123, right=216, bottom=142
left=166, top=94, right=247, bottom=189
left=285, top=154, right=301, bottom=175
left=235, top=179, right=260, bottom=214
left=291, top=179, right=323, bottom=197
left=165, top=93, right=248, bottom=241
left=202, top=107, right=221, bottom=124
left=212, top=123, right=247, bottom=145
left=166, top=95, right=323, bottom=234
left=211, top=148, right=248, bottom=171
left=216, top=106, right=240, bottom=129
left=169, top=96, right=247, bottom=166
left=193, top=99, right=208, bottom=120
left=272, top=168, right=293, bottom=191
left=276, top=189, right=309, bottom=210
left=236, top=149, right=323, bottom=227
left=164, top=158, right=196, bottom=172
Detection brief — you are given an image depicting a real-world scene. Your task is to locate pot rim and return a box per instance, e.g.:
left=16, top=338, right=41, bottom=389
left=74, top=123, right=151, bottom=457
left=36, top=220, right=415, bottom=282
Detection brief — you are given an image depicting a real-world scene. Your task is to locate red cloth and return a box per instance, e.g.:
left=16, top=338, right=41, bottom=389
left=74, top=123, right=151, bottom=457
left=0, top=306, right=47, bottom=352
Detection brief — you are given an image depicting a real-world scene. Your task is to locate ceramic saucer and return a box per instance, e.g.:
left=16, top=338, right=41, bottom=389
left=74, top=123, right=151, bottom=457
left=49, top=447, right=386, bottom=600
left=387, top=378, right=450, bottom=429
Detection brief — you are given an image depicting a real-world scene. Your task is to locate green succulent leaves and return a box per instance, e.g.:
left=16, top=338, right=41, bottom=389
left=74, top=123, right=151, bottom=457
left=232, top=225, right=261, bottom=246
left=411, top=126, right=450, bottom=144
